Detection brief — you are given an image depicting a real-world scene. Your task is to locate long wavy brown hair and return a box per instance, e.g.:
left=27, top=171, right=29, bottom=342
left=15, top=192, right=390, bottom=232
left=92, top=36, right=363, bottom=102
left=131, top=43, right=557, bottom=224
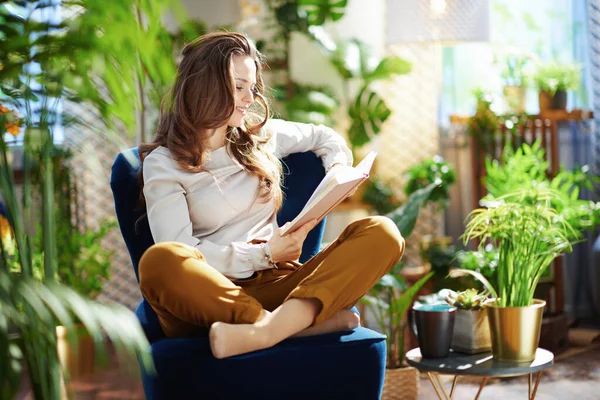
left=138, top=31, right=282, bottom=211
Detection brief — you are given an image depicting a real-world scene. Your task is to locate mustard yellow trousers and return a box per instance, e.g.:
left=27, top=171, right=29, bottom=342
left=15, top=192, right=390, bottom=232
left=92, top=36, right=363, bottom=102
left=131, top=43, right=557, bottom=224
left=138, top=216, right=405, bottom=338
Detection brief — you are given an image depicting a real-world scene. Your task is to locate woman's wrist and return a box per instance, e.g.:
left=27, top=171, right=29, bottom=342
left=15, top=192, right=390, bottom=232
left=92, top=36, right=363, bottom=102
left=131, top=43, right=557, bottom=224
left=260, top=242, right=277, bottom=268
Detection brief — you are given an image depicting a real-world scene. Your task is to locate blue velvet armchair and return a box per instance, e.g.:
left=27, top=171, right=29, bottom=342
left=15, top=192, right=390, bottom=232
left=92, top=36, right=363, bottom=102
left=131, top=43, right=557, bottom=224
left=110, top=148, right=387, bottom=400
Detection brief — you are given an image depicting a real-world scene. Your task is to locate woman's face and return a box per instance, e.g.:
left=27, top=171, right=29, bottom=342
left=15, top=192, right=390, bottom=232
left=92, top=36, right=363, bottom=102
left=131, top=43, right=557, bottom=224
left=227, top=55, right=257, bottom=128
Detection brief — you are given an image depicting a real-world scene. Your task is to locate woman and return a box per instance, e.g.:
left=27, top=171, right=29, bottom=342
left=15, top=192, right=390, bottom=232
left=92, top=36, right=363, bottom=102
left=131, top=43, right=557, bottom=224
left=138, top=31, right=405, bottom=359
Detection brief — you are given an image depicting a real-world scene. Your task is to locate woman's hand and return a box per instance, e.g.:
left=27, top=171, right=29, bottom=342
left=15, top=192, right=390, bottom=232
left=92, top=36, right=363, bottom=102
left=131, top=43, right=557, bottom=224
left=268, top=220, right=319, bottom=263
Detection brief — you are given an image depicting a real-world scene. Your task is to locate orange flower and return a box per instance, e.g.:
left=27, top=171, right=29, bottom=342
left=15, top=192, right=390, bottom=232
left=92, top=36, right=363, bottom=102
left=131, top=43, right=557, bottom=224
left=0, top=215, right=12, bottom=239
left=5, top=122, right=20, bottom=136
left=0, top=105, right=7, bottom=114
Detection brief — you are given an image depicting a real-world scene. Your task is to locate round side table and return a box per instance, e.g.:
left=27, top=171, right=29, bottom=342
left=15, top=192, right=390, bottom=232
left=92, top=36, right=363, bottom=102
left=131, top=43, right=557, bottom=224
left=405, top=348, right=554, bottom=400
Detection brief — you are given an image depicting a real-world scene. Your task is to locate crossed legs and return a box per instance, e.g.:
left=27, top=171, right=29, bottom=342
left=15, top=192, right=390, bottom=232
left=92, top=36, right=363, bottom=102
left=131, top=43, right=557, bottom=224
left=139, top=216, right=404, bottom=359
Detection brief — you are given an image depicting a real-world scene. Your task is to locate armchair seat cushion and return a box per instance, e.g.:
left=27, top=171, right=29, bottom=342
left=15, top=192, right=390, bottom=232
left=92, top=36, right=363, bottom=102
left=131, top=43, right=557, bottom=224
left=143, top=327, right=386, bottom=400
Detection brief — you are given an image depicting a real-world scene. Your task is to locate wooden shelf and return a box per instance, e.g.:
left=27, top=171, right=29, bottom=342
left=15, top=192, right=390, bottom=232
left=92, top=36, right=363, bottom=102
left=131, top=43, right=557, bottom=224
left=450, top=109, right=594, bottom=124
left=538, top=109, right=594, bottom=121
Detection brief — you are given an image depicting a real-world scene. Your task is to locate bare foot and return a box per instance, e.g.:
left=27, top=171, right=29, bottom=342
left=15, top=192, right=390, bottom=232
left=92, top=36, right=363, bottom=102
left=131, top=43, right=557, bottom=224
left=209, top=322, right=272, bottom=359
left=293, top=309, right=360, bottom=338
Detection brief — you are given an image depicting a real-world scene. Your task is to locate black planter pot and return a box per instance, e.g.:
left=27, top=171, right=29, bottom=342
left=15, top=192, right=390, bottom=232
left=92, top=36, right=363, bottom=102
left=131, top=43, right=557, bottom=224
left=551, top=90, right=567, bottom=110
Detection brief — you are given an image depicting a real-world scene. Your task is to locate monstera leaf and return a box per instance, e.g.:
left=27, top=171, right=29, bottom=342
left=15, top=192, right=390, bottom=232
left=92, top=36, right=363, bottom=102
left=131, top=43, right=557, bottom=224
left=274, top=82, right=338, bottom=126
left=329, top=39, right=374, bottom=79
left=364, top=56, right=413, bottom=83
left=347, top=85, right=391, bottom=148
left=298, top=0, right=348, bottom=26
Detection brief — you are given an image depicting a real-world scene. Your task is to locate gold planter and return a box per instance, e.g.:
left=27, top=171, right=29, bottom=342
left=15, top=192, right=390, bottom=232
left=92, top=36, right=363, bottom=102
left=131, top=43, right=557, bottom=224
left=451, top=309, right=491, bottom=354
left=503, top=85, right=527, bottom=112
left=486, top=299, right=546, bottom=362
left=381, top=366, right=419, bottom=400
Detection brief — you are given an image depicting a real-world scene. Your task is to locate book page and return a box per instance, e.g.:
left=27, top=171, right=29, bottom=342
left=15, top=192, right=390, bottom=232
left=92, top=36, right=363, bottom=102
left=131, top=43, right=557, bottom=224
left=356, top=151, right=377, bottom=174
left=280, top=151, right=377, bottom=236
left=305, top=165, right=356, bottom=207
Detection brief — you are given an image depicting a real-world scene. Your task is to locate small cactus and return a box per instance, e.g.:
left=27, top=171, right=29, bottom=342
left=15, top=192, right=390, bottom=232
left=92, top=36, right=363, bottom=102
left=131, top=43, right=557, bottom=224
left=446, top=288, right=495, bottom=310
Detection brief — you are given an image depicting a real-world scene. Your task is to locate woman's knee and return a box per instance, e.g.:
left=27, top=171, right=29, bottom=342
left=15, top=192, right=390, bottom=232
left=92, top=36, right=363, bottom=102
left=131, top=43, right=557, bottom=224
left=139, top=242, right=200, bottom=290
left=351, top=216, right=405, bottom=258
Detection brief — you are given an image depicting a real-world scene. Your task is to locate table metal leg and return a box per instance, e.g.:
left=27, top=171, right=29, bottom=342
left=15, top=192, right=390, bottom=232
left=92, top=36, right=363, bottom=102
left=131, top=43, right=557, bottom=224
left=427, top=372, right=455, bottom=400
left=529, top=371, right=543, bottom=400
left=473, top=376, right=488, bottom=400
left=449, top=375, right=459, bottom=399
left=427, top=372, right=446, bottom=400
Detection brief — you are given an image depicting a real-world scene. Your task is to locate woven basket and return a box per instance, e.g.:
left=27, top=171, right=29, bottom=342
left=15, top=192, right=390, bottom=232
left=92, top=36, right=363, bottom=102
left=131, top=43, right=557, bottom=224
left=381, top=366, right=420, bottom=400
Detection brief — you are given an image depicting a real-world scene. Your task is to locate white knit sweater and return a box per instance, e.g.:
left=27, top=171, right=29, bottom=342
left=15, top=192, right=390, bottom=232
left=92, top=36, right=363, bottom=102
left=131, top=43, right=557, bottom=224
left=143, top=119, right=352, bottom=279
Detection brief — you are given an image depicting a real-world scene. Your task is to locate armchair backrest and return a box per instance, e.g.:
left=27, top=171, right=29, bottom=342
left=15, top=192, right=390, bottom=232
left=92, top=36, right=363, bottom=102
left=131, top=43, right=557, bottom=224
left=110, top=148, right=327, bottom=283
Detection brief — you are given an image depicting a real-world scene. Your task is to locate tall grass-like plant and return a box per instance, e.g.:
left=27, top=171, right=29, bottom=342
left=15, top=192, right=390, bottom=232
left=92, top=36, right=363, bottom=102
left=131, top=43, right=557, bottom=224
left=461, top=187, right=577, bottom=307
left=0, top=0, right=191, bottom=396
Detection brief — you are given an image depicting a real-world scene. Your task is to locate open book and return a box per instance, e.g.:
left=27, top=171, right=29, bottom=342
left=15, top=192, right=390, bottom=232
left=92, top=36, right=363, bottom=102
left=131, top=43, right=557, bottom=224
left=280, top=151, right=377, bottom=236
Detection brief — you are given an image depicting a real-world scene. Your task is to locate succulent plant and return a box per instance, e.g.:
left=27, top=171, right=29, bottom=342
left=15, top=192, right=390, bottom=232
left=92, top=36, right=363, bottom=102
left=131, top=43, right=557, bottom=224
left=446, top=288, right=496, bottom=310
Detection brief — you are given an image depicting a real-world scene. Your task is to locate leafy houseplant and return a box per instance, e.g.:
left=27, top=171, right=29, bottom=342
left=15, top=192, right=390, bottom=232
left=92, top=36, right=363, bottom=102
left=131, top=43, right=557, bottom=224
left=360, top=182, right=440, bottom=398
left=362, top=267, right=433, bottom=368
left=533, top=61, right=581, bottom=111
left=404, top=156, right=456, bottom=210
left=403, top=156, right=456, bottom=290
left=363, top=181, right=441, bottom=367
left=460, top=187, right=577, bottom=361
left=263, top=0, right=348, bottom=127
left=263, top=1, right=412, bottom=155
left=454, top=245, right=498, bottom=291
left=328, top=39, right=412, bottom=154
left=362, top=177, right=400, bottom=215
left=498, top=49, right=537, bottom=88
left=33, top=147, right=117, bottom=299
left=0, top=0, right=194, bottom=396
left=484, top=141, right=600, bottom=244
left=466, top=92, right=500, bottom=158
left=497, top=48, right=537, bottom=112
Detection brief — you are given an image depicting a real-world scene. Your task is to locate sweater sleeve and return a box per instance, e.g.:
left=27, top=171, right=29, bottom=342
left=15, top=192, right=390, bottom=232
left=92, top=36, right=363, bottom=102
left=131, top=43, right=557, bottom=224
left=142, top=152, right=273, bottom=278
left=267, top=119, right=353, bottom=170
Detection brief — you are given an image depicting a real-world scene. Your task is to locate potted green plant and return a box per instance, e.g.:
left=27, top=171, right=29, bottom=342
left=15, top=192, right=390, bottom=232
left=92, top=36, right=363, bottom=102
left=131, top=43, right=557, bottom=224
left=362, top=265, right=433, bottom=400
left=459, top=187, right=577, bottom=362
left=403, top=156, right=456, bottom=288
left=497, top=48, right=537, bottom=112
left=484, top=141, right=600, bottom=244
left=359, top=181, right=440, bottom=400
left=404, top=156, right=456, bottom=210
left=0, top=0, right=188, bottom=396
left=362, top=177, right=400, bottom=215
left=533, top=61, right=581, bottom=111
left=445, top=287, right=494, bottom=354
left=466, top=92, right=500, bottom=159
left=454, top=245, right=498, bottom=291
